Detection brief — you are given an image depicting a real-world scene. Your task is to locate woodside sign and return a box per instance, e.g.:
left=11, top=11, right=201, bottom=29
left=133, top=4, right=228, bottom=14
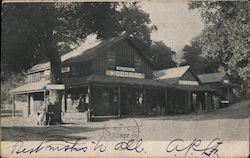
left=46, top=84, right=65, bottom=90
left=106, top=70, right=145, bottom=79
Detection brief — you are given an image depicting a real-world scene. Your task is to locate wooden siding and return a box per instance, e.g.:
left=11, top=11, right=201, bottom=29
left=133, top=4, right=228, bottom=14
left=62, top=61, right=93, bottom=78
left=92, top=39, right=153, bottom=79
left=181, top=69, right=199, bottom=82
left=221, top=74, right=230, bottom=84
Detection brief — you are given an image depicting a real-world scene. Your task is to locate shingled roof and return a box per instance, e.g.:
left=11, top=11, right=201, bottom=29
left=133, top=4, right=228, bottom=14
left=153, top=65, right=190, bottom=80
left=26, top=38, right=103, bottom=74
left=153, top=65, right=193, bottom=85
left=62, top=36, right=125, bottom=64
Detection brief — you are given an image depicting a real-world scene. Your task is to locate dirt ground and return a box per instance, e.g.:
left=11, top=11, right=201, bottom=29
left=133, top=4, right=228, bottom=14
left=1, top=100, right=249, bottom=141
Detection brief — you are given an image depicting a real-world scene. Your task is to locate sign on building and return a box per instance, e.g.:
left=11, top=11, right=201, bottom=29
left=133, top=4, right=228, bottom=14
left=106, top=70, right=145, bottom=79
left=178, top=80, right=199, bottom=85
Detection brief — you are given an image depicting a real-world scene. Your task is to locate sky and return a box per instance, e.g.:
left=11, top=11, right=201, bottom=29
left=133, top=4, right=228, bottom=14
left=70, top=0, right=204, bottom=62
left=139, top=0, right=204, bottom=54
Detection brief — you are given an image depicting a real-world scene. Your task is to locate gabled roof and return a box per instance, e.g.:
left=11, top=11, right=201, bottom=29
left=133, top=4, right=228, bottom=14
left=198, top=72, right=226, bottom=83
left=26, top=38, right=103, bottom=74
left=153, top=65, right=190, bottom=80
left=27, top=36, right=154, bottom=73
left=62, top=36, right=125, bottom=64
left=62, top=36, right=155, bottom=68
left=153, top=65, right=203, bottom=85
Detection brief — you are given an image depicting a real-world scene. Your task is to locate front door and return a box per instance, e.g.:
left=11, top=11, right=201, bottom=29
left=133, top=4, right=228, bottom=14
left=121, top=88, right=144, bottom=115
left=92, top=87, right=118, bottom=116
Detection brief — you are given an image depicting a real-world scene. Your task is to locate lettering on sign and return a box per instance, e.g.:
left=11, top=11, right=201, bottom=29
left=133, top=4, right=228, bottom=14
left=178, top=80, right=199, bottom=85
left=106, top=70, right=145, bottom=79
left=61, top=66, right=70, bottom=73
left=223, top=79, right=229, bottom=84
left=46, top=84, right=65, bottom=90
left=116, top=66, right=135, bottom=72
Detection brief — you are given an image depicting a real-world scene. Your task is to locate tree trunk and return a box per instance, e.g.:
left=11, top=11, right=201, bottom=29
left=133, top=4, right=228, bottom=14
left=43, top=38, right=63, bottom=125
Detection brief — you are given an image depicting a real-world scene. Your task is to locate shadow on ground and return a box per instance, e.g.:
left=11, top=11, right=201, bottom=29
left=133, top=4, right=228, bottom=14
left=1, top=126, right=103, bottom=141
left=147, top=100, right=249, bottom=121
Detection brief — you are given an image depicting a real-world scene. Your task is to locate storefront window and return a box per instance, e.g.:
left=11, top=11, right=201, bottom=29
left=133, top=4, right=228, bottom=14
left=136, top=91, right=143, bottom=104
left=85, top=94, right=89, bottom=103
left=192, top=93, right=197, bottom=105
left=113, top=91, right=118, bottom=102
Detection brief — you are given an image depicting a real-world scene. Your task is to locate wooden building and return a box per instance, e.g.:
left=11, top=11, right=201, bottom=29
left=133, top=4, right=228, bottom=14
left=154, top=66, right=215, bottom=113
left=10, top=36, right=215, bottom=122
left=198, top=72, right=239, bottom=108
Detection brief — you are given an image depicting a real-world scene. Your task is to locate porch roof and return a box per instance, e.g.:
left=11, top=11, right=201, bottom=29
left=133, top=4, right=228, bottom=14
left=63, top=75, right=166, bottom=88
left=63, top=75, right=214, bottom=92
left=9, top=81, right=49, bottom=94
left=175, top=84, right=216, bottom=92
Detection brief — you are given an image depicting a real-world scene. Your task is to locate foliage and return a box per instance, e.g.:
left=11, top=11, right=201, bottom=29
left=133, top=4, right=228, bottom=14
left=1, top=2, right=156, bottom=78
left=189, top=1, right=249, bottom=80
left=1, top=72, right=25, bottom=107
left=1, top=2, right=157, bottom=122
left=180, top=38, right=219, bottom=74
left=149, top=41, right=177, bottom=70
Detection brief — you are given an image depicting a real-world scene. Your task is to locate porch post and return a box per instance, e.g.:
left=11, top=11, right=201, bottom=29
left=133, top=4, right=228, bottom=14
left=64, top=91, right=67, bottom=113
left=44, top=90, right=46, bottom=108
left=186, top=90, right=190, bottom=114
left=164, top=89, right=168, bottom=115
left=27, top=93, right=30, bottom=116
left=87, top=85, right=92, bottom=122
left=227, top=86, right=230, bottom=103
left=12, top=94, right=16, bottom=117
left=118, top=86, right=121, bottom=117
left=143, top=88, right=147, bottom=115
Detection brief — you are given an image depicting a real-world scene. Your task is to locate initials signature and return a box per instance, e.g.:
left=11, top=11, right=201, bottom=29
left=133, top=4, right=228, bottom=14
left=166, top=138, right=223, bottom=157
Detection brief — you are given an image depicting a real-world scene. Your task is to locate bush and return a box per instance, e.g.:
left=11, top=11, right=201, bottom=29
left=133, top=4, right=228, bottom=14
left=1, top=72, right=25, bottom=109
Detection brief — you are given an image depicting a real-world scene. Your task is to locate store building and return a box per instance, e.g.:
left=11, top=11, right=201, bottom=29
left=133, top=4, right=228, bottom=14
left=198, top=72, right=239, bottom=108
left=10, top=36, right=215, bottom=122
left=154, top=66, right=215, bottom=113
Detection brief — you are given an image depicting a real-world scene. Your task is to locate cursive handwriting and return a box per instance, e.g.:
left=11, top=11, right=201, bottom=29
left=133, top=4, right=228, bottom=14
left=114, top=138, right=144, bottom=153
left=166, top=138, right=223, bottom=157
left=11, top=136, right=108, bottom=154
left=11, top=139, right=88, bottom=154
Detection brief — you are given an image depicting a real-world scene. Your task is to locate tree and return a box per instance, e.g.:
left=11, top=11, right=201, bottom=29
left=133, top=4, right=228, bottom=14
left=180, top=38, right=219, bottom=74
left=149, top=41, right=177, bottom=70
left=2, top=2, right=156, bottom=123
left=188, top=1, right=249, bottom=80
left=116, top=4, right=157, bottom=50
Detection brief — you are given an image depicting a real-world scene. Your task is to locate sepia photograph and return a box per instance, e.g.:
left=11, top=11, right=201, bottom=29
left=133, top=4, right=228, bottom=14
left=1, top=0, right=249, bottom=157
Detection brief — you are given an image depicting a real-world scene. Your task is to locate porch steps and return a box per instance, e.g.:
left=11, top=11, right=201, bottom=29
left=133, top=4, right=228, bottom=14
left=62, top=112, right=88, bottom=125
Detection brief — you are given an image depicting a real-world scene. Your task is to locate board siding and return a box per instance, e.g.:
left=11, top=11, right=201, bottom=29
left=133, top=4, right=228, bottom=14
left=181, top=69, right=199, bottom=82
left=92, top=39, right=153, bottom=79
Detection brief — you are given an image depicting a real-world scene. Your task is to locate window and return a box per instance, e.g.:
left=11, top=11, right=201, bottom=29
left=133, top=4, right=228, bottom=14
left=136, top=91, right=143, bottom=105
left=61, top=66, right=71, bottom=73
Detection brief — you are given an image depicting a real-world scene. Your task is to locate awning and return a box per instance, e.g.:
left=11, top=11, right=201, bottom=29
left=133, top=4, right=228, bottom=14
left=63, top=74, right=188, bottom=90
left=63, top=75, right=167, bottom=88
left=62, top=75, right=212, bottom=92
left=174, top=84, right=216, bottom=92
left=220, top=83, right=241, bottom=88
left=9, top=81, right=49, bottom=94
